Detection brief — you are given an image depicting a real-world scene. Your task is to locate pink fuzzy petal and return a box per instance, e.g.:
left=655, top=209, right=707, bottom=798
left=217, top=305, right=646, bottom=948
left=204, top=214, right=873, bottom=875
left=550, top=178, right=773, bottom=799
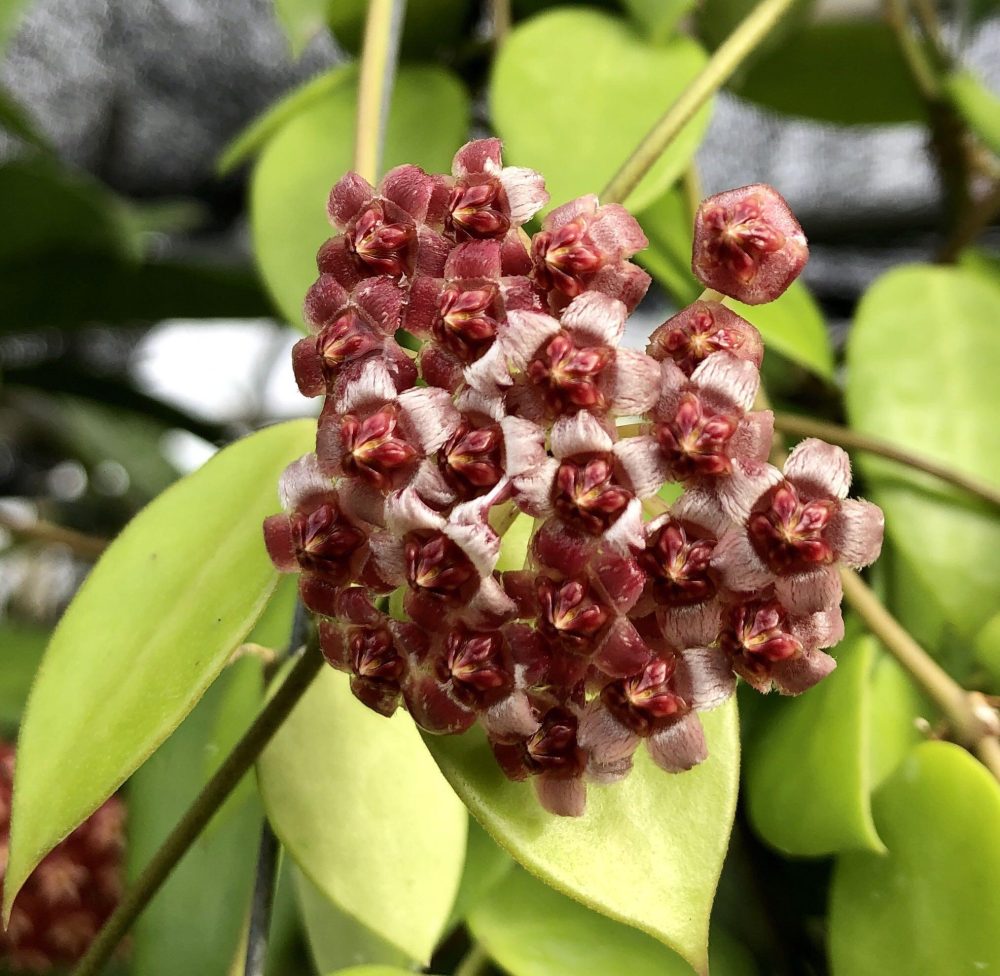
left=483, top=691, right=538, bottom=739
left=713, top=460, right=784, bottom=523
left=589, top=262, right=651, bottom=313
left=711, top=526, right=774, bottom=593
left=452, top=138, right=503, bottom=177
left=500, top=309, right=561, bottom=369
left=397, top=387, right=461, bottom=454
left=315, top=407, right=346, bottom=477
left=647, top=712, right=708, bottom=773
left=794, top=605, right=845, bottom=651
left=784, top=438, right=852, bottom=499
left=614, top=435, right=670, bottom=498
left=592, top=550, right=647, bottom=612
left=263, top=515, right=297, bottom=571
left=414, top=227, right=452, bottom=279
left=334, top=359, right=397, bottom=414
left=499, top=166, right=549, bottom=225
left=532, top=519, right=596, bottom=577
left=402, top=276, right=444, bottom=338
left=338, top=477, right=387, bottom=527
left=770, top=649, right=836, bottom=695
left=420, top=344, right=465, bottom=392
left=579, top=700, right=640, bottom=766
left=410, top=459, right=457, bottom=508
left=560, top=292, right=627, bottom=347
left=691, top=351, right=760, bottom=413
left=545, top=194, right=597, bottom=232
left=609, top=349, right=661, bottom=416
left=316, top=237, right=362, bottom=289
left=589, top=203, right=648, bottom=258
left=278, top=453, right=331, bottom=511
left=291, top=337, right=326, bottom=398
left=463, top=342, right=514, bottom=394
left=504, top=380, right=548, bottom=424
left=551, top=410, right=614, bottom=460
left=670, top=489, right=731, bottom=537
left=535, top=776, right=586, bottom=817
left=353, top=276, right=406, bottom=334
left=299, top=577, right=343, bottom=617
left=501, top=416, right=548, bottom=476
left=774, top=565, right=842, bottom=615
left=404, top=672, right=476, bottom=734
left=368, top=531, right=406, bottom=586
left=463, top=575, right=518, bottom=628
left=676, top=647, right=736, bottom=710
left=500, top=230, right=534, bottom=275
left=303, top=274, right=351, bottom=331
left=445, top=519, right=501, bottom=579
left=594, top=617, right=654, bottom=678
left=659, top=602, right=723, bottom=649
left=445, top=239, right=503, bottom=280
left=730, top=410, right=774, bottom=464
left=828, top=498, right=884, bottom=568
left=602, top=497, right=645, bottom=553
left=512, top=457, right=559, bottom=517
left=380, top=164, right=436, bottom=221
left=327, top=172, right=373, bottom=227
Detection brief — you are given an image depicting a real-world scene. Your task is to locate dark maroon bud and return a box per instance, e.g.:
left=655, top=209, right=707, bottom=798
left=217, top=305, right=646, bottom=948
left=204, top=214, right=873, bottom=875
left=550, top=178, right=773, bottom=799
left=601, top=656, right=688, bottom=736
left=447, top=178, right=510, bottom=240
left=433, top=282, right=502, bottom=362
left=290, top=502, right=366, bottom=584
left=640, top=519, right=717, bottom=607
left=404, top=531, right=477, bottom=601
left=654, top=393, right=739, bottom=478
left=438, top=419, right=504, bottom=498
left=527, top=332, right=612, bottom=415
left=748, top=482, right=836, bottom=575
left=347, top=202, right=416, bottom=278
left=524, top=707, right=587, bottom=777
left=537, top=577, right=609, bottom=652
left=340, top=405, right=419, bottom=490
left=443, top=625, right=513, bottom=705
left=532, top=217, right=605, bottom=298
left=552, top=454, right=633, bottom=535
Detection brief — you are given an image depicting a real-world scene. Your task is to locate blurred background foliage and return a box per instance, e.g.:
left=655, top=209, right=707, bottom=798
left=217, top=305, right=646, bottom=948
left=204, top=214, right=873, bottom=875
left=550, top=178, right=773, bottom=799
left=1, top=0, right=999, bottom=974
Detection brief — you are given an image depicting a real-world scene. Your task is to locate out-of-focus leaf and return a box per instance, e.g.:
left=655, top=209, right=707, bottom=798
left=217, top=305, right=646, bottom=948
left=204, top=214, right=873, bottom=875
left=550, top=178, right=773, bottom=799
left=739, top=21, right=924, bottom=124
left=0, top=0, right=29, bottom=50
left=0, top=621, right=47, bottom=731
left=274, top=0, right=330, bottom=55
left=0, top=256, right=271, bottom=331
left=251, top=65, right=470, bottom=328
left=846, top=265, right=1000, bottom=642
left=829, top=742, right=1000, bottom=975
left=696, top=0, right=813, bottom=64
left=491, top=9, right=711, bottom=213
left=4, top=420, right=314, bottom=916
left=746, top=634, right=883, bottom=856
left=218, top=66, right=353, bottom=175
left=128, top=657, right=263, bottom=976
left=295, top=869, right=413, bottom=975
left=328, top=968, right=424, bottom=976
left=495, top=513, right=533, bottom=573
left=470, top=867, right=756, bottom=976
left=0, top=88, right=48, bottom=149
left=974, top=610, right=1000, bottom=689
left=637, top=188, right=834, bottom=377
left=327, top=0, right=475, bottom=56
left=865, top=647, right=926, bottom=789
left=946, top=69, right=1000, bottom=157
left=425, top=702, right=739, bottom=976
left=446, top=819, right=512, bottom=929
left=624, top=0, right=694, bottom=43
left=243, top=573, right=299, bottom=653
left=257, top=666, right=467, bottom=963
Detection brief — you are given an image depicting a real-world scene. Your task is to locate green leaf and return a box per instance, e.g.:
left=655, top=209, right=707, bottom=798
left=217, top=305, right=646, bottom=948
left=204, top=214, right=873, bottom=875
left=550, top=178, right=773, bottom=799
left=946, top=69, right=1000, bottom=158
left=446, top=819, right=512, bottom=929
left=829, top=741, right=1000, bottom=976
left=974, top=610, right=1000, bottom=690
left=127, top=657, right=264, bottom=976
left=865, top=648, right=926, bottom=790
left=274, top=0, right=330, bottom=55
left=491, top=9, right=712, bottom=213
left=746, top=634, right=884, bottom=856
left=0, top=621, right=47, bottom=731
left=636, top=187, right=701, bottom=305
left=257, top=666, right=468, bottom=963
left=327, top=0, right=475, bottom=57
left=696, top=0, right=813, bottom=66
left=295, top=868, right=414, bottom=974
left=846, top=265, right=1000, bottom=640
left=0, top=87, right=49, bottom=149
left=328, top=968, right=423, bottom=976
left=469, top=867, right=756, bottom=976
left=424, top=702, right=740, bottom=975
left=4, top=419, right=314, bottom=916
left=0, top=0, right=29, bottom=50
left=250, top=64, right=470, bottom=328
left=738, top=21, right=924, bottom=125
left=624, top=0, right=695, bottom=43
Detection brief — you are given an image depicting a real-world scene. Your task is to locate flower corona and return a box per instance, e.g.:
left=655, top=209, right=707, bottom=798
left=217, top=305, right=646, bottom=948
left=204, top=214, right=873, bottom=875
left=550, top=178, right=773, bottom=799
left=264, top=142, right=884, bottom=816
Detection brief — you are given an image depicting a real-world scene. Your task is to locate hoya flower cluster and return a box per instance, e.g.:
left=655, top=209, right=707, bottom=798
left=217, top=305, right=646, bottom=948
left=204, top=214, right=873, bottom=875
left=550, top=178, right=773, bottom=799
left=264, top=140, right=884, bottom=817
left=0, top=741, right=125, bottom=971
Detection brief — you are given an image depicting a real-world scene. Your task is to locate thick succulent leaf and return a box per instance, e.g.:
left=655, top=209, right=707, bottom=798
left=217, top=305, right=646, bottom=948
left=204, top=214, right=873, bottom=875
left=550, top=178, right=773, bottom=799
left=975, top=611, right=1000, bottom=690
left=446, top=819, right=512, bottom=929
left=257, top=666, right=467, bottom=963
left=491, top=9, right=711, bottom=213
left=425, top=701, right=740, bottom=975
left=829, top=742, right=1000, bottom=975
left=251, top=65, right=470, bottom=328
left=127, top=657, right=264, bottom=976
left=864, top=648, right=926, bottom=789
left=846, top=265, right=1000, bottom=641
left=4, top=419, right=314, bottom=916
left=946, top=69, right=1000, bottom=158
left=624, top=0, right=696, bottom=43
left=469, top=866, right=757, bottom=976
left=295, top=869, right=414, bottom=974
left=745, top=634, right=912, bottom=857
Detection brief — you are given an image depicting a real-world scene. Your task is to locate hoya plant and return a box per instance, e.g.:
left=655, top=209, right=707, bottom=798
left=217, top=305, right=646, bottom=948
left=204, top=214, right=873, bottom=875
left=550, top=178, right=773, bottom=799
left=1, top=0, right=999, bottom=975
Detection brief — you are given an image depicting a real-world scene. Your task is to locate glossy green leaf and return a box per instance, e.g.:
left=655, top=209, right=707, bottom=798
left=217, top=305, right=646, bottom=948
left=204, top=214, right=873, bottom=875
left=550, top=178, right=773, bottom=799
left=328, top=968, right=423, bottom=976
left=295, top=869, right=413, bottom=974
left=327, top=0, right=475, bottom=57
left=491, top=9, right=711, bottom=213
left=624, top=0, right=694, bottom=43
left=0, top=621, right=47, bottom=731
left=446, top=819, right=512, bottom=928
left=4, top=419, right=314, bottom=916
left=746, top=634, right=883, bottom=856
left=274, top=0, right=330, bottom=55
left=946, top=69, right=1000, bottom=158
left=696, top=0, right=813, bottom=63
left=865, top=648, right=926, bottom=790
left=637, top=188, right=834, bottom=378
left=425, top=702, right=739, bottom=975
left=470, top=867, right=756, bottom=976
left=128, top=657, right=264, bottom=976
left=829, top=741, right=1000, bottom=975
left=739, top=21, right=924, bottom=125
left=846, top=265, right=1000, bottom=641
left=257, top=666, right=467, bottom=963
left=251, top=65, right=470, bottom=328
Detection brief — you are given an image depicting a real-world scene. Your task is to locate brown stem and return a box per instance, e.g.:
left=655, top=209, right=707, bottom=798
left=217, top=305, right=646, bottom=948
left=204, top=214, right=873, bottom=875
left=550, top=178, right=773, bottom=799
left=771, top=412, right=1000, bottom=509
left=936, top=180, right=1000, bottom=262
left=0, top=510, right=108, bottom=560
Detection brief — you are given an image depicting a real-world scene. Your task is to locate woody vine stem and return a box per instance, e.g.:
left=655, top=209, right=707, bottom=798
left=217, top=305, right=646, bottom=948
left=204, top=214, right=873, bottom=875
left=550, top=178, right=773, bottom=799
left=68, top=0, right=1000, bottom=971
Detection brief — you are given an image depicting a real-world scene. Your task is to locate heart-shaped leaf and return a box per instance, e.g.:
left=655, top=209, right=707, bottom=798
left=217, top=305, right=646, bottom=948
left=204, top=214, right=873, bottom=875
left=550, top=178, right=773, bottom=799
left=446, top=819, right=512, bottom=929
left=251, top=65, right=470, bottom=328
left=491, top=9, right=711, bottom=213
left=846, top=264, right=1000, bottom=641
left=829, top=741, right=1000, bottom=975
left=424, top=701, right=739, bottom=975
left=127, top=657, right=264, bottom=976
left=257, top=667, right=467, bottom=963
left=469, top=866, right=756, bottom=976
left=4, top=419, right=314, bottom=916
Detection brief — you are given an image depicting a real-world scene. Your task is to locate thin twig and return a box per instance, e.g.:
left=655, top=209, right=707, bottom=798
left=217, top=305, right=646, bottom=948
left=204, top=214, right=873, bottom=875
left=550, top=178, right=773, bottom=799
left=0, top=510, right=108, bottom=560
left=936, top=180, right=1000, bottom=262
left=354, top=0, right=407, bottom=183
left=71, top=638, right=324, bottom=976
left=601, top=0, right=799, bottom=205
left=491, top=0, right=511, bottom=45
left=771, top=412, right=1000, bottom=509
